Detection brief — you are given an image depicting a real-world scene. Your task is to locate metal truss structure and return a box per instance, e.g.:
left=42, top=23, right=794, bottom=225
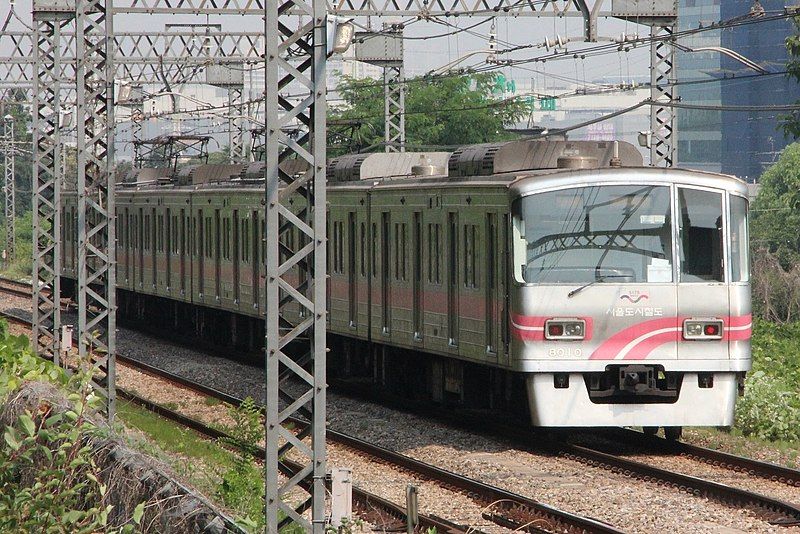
left=2, top=116, right=15, bottom=263
left=228, top=86, right=246, bottom=162
left=74, top=0, right=117, bottom=420
left=133, top=134, right=210, bottom=172
left=12, top=0, right=678, bottom=530
left=650, top=24, right=677, bottom=167
left=353, top=29, right=405, bottom=152
left=263, top=0, right=327, bottom=528
left=383, top=63, right=405, bottom=152
left=31, top=6, right=67, bottom=365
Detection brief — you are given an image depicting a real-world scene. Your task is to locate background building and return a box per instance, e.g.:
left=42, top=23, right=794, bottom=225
left=678, top=0, right=799, bottom=181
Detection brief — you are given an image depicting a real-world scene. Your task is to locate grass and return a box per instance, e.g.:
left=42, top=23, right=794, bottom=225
left=117, top=400, right=236, bottom=474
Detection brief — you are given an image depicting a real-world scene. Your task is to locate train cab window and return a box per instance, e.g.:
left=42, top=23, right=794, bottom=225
left=678, top=188, right=724, bottom=282
left=512, top=185, right=673, bottom=284
left=730, top=195, right=749, bottom=283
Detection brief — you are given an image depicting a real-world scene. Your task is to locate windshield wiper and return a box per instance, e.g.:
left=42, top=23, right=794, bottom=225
left=567, top=274, right=629, bottom=298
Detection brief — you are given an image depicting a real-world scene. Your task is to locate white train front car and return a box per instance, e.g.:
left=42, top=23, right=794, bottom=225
left=510, top=169, right=751, bottom=428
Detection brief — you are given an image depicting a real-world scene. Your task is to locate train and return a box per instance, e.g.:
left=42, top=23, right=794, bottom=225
left=60, top=139, right=752, bottom=438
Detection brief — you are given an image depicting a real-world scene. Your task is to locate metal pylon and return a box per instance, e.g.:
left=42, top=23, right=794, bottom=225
left=32, top=9, right=66, bottom=365
left=2, top=116, right=14, bottom=263
left=228, top=85, right=245, bottom=163
left=650, top=24, right=677, bottom=168
left=384, top=63, right=405, bottom=152
left=264, top=0, right=327, bottom=530
left=75, top=0, right=116, bottom=421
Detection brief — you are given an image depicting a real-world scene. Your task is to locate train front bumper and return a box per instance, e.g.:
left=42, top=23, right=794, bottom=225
left=526, top=372, right=739, bottom=427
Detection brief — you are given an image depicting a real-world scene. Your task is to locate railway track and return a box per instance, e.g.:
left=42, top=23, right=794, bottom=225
left=2, top=280, right=799, bottom=529
left=0, top=302, right=624, bottom=534
left=0, top=276, right=38, bottom=299
left=332, top=380, right=800, bottom=528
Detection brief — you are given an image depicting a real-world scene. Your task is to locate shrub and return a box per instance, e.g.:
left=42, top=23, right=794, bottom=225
left=735, top=371, right=800, bottom=442
left=735, top=320, right=800, bottom=442
left=217, top=397, right=264, bottom=531
left=0, top=320, right=143, bottom=533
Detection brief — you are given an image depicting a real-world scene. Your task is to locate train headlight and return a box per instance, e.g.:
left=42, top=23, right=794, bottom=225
left=545, top=319, right=585, bottom=340
left=683, top=319, right=723, bottom=340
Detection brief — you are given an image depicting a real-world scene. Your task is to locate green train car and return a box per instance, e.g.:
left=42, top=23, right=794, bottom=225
left=62, top=139, right=752, bottom=432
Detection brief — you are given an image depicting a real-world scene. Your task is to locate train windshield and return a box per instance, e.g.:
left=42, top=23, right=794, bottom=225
left=512, top=185, right=673, bottom=284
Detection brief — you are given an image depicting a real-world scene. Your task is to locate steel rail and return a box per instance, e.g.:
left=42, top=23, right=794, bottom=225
left=112, top=353, right=625, bottom=533
left=605, top=427, right=800, bottom=488
left=116, top=389, right=474, bottom=534
left=554, top=443, right=800, bottom=526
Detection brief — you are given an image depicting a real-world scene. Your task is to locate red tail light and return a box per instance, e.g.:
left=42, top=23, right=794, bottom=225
left=545, top=319, right=585, bottom=340
left=683, top=319, right=723, bottom=340
left=548, top=324, right=564, bottom=337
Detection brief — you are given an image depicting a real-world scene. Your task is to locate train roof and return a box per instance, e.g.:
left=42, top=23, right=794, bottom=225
left=509, top=167, right=749, bottom=199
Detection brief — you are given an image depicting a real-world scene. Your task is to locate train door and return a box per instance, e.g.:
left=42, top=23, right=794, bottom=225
left=233, top=209, right=240, bottom=304
left=215, top=209, right=221, bottom=301
left=180, top=209, right=186, bottom=297
left=252, top=210, right=260, bottom=310
left=500, top=214, right=510, bottom=366
left=485, top=212, right=498, bottom=359
left=197, top=209, right=204, bottom=298
left=123, top=208, right=130, bottom=284
left=138, top=208, right=144, bottom=289
left=381, top=211, right=390, bottom=336
left=348, top=211, right=357, bottom=328
left=413, top=211, right=423, bottom=341
left=676, top=186, right=728, bottom=361
left=447, top=212, right=459, bottom=347
left=165, top=207, right=171, bottom=292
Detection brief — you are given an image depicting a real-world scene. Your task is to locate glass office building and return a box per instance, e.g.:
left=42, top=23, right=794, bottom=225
left=677, top=0, right=799, bottom=180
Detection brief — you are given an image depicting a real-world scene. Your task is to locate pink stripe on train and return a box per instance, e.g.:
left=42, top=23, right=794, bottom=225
left=510, top=312, right=752, bottom=360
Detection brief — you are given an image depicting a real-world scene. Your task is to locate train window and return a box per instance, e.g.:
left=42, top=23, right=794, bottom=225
left=730, top=195, right=749, bottom=283
left=206, top=216, right=213, bottom=259
left=331, top=221, right=338, bottom=273
left=463, top=224, right=477, bottom=288
left=372, top=222, right=378, bottom=277
left=513, top=185, right=672, bottom=284
left=242, top=219, right=250, bottom=263
left=223, top=217, right=230, bottom=261
left=144, top=214, right=150, bottom=251
left=158, top=214, right=164, bottom=252
left=173, top=215, right=179, bottom=254
left=678, top=188, right=724, bottom=282
left=427, top=224, right=441, bottom=284
left=359, top=222, right=366, bottom=277
left=394, top=223, right=407, bottom=281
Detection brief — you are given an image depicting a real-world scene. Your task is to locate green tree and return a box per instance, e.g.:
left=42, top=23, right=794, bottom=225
left=328, top=73, right=530, bottom=155
left=750, top=142, right=800, bottom=268
left=780, top=17, right=800, bottom=138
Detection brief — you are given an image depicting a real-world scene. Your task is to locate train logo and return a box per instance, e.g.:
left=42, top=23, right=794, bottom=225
left=619, top=290, right=649, bottom=304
